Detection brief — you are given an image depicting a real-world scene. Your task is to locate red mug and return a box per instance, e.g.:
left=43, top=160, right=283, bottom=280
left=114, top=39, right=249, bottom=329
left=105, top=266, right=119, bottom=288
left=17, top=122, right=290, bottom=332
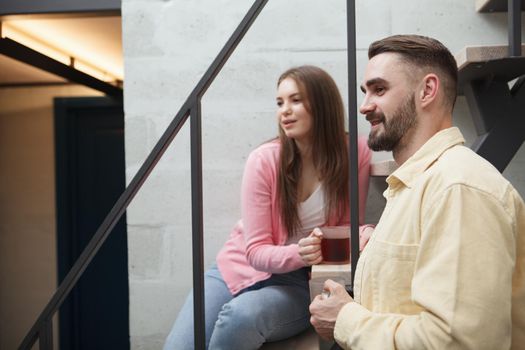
left=319, top=226, right=350, bottom=264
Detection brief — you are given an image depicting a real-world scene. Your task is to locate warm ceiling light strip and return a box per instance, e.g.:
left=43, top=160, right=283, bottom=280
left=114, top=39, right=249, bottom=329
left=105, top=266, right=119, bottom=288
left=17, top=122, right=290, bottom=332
left=1, top=22, right=119, bottom=83
left=2, top=22, right=70, bottom=65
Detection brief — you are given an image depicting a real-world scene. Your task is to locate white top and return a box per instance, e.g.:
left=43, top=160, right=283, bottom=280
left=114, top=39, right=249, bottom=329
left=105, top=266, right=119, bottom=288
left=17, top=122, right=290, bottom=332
left=286, top=184, right=326, bottom=245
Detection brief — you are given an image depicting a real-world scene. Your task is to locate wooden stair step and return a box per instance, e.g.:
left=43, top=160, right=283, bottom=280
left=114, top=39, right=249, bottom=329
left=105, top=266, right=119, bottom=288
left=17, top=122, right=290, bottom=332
left=456, top=44, right=525, bottom=69
left=455, top=44, right=525, bottom=94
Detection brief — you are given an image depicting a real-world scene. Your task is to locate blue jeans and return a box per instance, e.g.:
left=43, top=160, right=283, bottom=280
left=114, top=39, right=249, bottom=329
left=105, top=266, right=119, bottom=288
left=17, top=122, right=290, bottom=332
left=163, top=264, right=311, bottom=350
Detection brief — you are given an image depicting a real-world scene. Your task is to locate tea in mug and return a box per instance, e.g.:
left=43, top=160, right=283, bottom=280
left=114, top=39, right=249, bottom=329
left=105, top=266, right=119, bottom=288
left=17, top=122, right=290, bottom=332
left=320, top=226, right=350, bottom=264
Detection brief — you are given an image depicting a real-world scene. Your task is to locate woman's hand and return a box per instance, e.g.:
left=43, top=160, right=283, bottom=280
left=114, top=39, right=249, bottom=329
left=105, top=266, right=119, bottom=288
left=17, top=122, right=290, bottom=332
left=359, top=225, right=375, bottom=251
left=298, top=228, right=323, bottom=266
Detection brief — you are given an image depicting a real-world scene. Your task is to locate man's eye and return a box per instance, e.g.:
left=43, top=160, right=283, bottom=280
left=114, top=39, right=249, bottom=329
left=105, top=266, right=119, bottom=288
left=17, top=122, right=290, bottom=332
left=276, top=101, right=283, bottom=107
left=376, top=87, right=385, bottom=94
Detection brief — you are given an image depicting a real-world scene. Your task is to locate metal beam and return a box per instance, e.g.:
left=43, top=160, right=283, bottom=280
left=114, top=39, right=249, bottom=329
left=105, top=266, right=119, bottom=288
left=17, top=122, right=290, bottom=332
left=0, top=37, right=122, bottom=98
left=347, top=0, right=359, bottom=296
left=465, top=79, right=525, bottom=172
left=0, top=0, right=120, bottom=16
left=463, top=80, right=510, bottom=135
left=509, top=0, right=522, bottom=56
left=0, top=81, right=73, bottom=88
left=472, top=122, right=525, bottom=172
left=190, top=100, right=205, bottom=350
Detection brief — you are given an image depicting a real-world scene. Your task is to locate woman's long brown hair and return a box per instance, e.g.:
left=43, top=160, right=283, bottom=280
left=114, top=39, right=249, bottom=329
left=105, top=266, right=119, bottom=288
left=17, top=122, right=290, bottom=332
left=277, top=65, right=349, bottom=236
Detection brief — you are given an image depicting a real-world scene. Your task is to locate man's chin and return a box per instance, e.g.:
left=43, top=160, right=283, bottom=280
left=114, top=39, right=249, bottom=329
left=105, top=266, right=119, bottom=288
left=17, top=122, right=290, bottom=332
left=368, top=131, right=383, bottom=151
left=368, top=137, right=396, bottom=152
left=367, top=137, right=381, bottom=151
left=368, top=143, right=387, bottom=152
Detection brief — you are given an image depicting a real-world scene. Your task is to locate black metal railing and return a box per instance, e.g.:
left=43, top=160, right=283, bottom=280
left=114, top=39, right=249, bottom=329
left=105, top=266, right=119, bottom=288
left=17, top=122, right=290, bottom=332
left=18, top=1, right=269, bottom=348
left=508, top=0, right=522, bottom=57
left=18, top=1, right=361, bottom=349
left=347, top=0, right=360, bottom=292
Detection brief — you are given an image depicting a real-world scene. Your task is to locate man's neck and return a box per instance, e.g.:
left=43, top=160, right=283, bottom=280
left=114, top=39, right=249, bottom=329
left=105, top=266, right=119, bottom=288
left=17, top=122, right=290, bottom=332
left=393, top=111, right=453, bottom=166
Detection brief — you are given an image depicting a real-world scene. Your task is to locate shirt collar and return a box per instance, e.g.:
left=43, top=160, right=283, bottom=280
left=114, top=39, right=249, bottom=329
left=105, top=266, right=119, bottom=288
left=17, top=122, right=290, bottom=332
left=386, top=127, right=465, bottom=190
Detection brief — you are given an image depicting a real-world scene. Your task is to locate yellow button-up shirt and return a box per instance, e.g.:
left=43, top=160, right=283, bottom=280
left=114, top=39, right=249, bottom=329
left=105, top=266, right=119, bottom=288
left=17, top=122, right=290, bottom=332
left=335, top=127, right=525, bottom=349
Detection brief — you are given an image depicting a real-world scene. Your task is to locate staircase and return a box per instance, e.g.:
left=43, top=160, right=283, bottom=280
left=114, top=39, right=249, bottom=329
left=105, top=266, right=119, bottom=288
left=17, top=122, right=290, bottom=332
left=457, top=0, right=525, bottom=172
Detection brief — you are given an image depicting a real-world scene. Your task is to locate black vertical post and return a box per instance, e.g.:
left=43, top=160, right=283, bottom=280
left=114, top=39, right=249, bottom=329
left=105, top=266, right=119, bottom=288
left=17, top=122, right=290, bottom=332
left=38, top=319, right=53, bottom=350
left=331, top=3, right=358, bottom=349
left=190, top=101, right=205, bottom=350
left=347, top=0, right=360, bottom=290
left=508, top=0, right=522, bottom=57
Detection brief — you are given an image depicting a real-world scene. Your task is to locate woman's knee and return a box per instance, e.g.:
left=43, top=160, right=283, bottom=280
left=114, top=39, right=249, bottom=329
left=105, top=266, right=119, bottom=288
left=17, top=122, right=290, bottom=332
left=209, top=300, right=268, bottom=350
left=214, top=300, right=255, bottom=331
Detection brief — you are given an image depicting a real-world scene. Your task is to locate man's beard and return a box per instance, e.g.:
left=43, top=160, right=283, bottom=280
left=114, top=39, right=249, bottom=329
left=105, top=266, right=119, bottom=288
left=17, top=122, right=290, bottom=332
left=367, top=94, right=417, bottom=152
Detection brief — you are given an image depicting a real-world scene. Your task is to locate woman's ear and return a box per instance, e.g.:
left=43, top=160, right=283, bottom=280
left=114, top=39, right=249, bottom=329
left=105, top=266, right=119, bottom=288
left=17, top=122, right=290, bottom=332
left=419, top=73, right=439, bottom=108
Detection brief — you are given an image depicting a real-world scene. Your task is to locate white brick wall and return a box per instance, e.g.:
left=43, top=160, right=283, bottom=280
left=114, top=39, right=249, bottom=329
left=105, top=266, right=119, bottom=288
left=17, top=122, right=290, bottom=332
left=122, top=1, right=525, bottom=347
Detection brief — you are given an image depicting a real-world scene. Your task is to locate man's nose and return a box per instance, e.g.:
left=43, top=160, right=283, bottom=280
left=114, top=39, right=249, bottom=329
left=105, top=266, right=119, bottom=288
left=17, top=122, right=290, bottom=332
left=359, top=99, right=375, bottom=116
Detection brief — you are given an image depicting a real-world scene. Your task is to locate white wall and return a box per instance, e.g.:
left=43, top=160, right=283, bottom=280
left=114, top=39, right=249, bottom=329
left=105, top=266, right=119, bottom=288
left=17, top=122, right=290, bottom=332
left=0, top=85, right=102, bottom=350
left=121, top=1, right=525, bottom=348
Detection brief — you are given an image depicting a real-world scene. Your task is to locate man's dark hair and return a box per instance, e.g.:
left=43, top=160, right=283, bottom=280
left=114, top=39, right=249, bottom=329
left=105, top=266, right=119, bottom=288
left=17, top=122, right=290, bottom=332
left=369, top=34, right=458, bottom=111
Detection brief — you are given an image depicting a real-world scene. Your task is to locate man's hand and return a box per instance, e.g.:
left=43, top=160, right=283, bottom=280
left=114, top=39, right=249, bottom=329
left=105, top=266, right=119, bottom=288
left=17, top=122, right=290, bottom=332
left=309, top=279, right=354, bottom=340
left=298, top=228, right=323, bottom=266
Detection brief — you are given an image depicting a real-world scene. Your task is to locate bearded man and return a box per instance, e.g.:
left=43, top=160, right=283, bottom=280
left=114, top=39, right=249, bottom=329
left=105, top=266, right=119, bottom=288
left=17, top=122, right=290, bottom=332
left=309, top=34, right=525, bottom=350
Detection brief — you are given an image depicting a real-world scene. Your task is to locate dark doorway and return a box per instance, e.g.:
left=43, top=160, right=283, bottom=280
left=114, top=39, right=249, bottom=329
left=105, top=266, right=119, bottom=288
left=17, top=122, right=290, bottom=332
left=55, top=96, right=129, bottom=350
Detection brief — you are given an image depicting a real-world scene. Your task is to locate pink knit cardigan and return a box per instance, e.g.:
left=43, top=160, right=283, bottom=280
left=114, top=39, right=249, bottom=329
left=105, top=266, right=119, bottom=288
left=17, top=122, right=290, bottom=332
left=216, top=136, right=372, bottom=295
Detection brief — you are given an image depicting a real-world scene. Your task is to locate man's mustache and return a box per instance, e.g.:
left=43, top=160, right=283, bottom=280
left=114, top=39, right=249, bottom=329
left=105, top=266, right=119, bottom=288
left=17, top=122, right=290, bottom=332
left=366, top=112, right=386, bottom=124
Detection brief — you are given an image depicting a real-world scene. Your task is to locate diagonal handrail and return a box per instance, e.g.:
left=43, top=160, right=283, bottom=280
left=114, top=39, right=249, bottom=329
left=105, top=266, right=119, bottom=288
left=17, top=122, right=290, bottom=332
left=18, top=1, right=269, bottom=349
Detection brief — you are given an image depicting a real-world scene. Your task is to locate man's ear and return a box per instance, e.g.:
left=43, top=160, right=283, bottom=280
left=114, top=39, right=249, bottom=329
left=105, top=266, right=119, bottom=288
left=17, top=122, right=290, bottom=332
left=418, top=73, right=439, bottom=108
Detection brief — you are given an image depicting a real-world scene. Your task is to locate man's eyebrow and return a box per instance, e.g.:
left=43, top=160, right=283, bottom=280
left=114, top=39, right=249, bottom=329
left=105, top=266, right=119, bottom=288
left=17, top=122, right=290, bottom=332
left=360, top=77, right=389, bottom=93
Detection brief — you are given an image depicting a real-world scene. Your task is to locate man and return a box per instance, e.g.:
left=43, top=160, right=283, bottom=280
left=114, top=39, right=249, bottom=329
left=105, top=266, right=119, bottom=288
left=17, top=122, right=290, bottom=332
left=309, top=34, right=525, bottom=349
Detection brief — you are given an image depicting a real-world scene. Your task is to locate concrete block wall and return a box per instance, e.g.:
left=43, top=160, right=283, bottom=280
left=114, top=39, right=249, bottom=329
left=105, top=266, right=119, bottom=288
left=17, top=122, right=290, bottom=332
left=121, top=0, right=525, bottom=348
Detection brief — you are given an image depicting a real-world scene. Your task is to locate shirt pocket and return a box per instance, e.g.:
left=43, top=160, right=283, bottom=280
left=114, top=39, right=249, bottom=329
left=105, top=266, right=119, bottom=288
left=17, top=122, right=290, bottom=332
left=368, top=239, right=421, bottom=314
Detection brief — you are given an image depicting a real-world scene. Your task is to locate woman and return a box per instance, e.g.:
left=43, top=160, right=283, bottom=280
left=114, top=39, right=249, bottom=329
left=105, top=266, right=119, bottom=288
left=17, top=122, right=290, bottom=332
left=164, top=65, right=372, bottom=349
